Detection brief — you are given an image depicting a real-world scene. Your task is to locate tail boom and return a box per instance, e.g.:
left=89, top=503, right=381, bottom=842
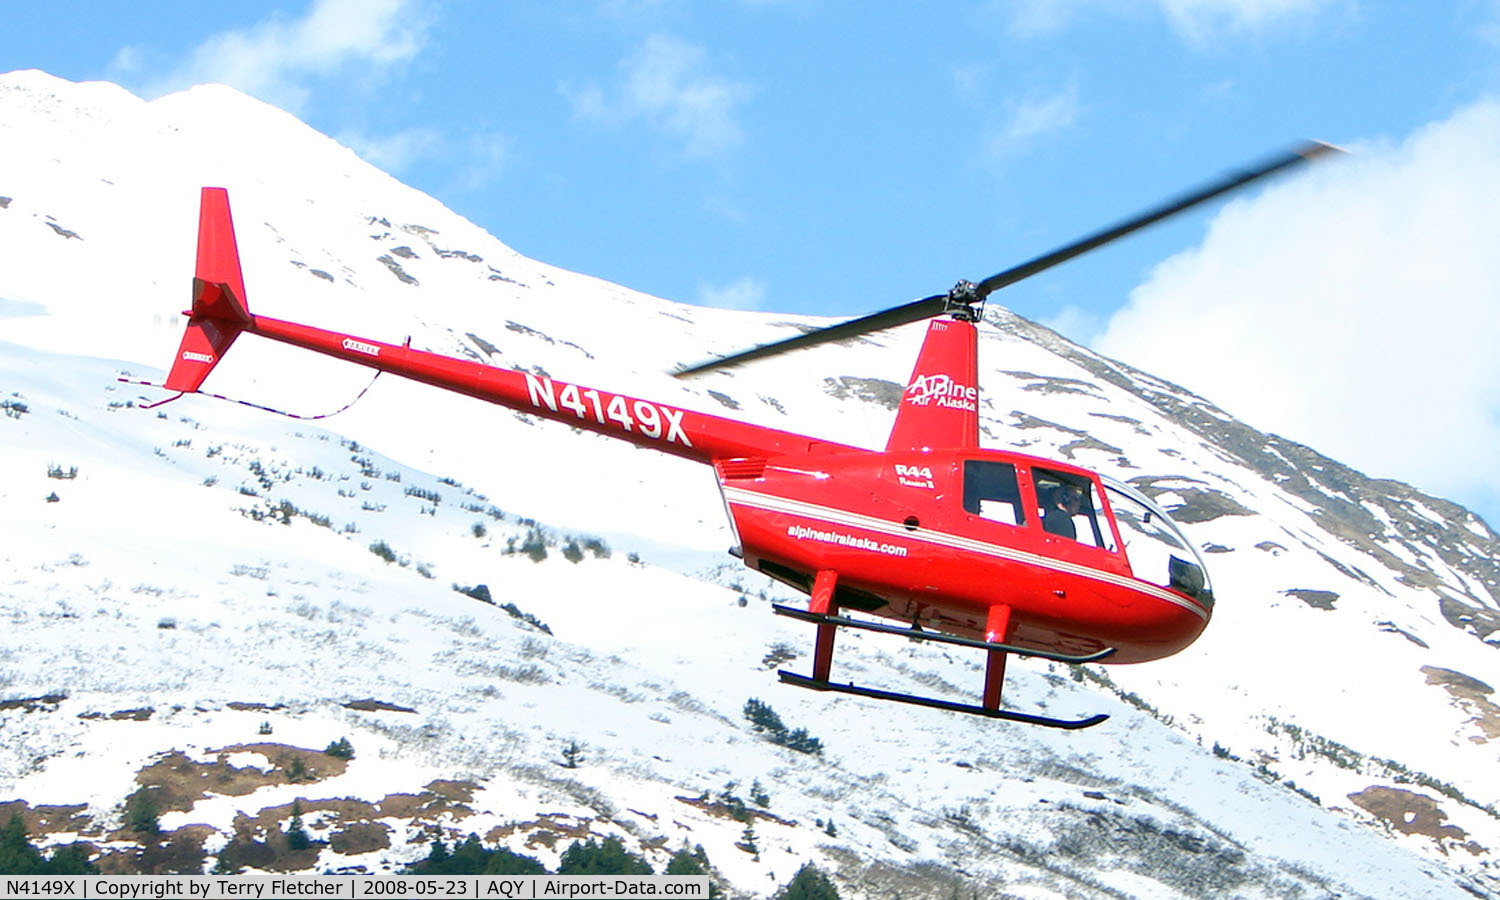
left=245, top=313, right=842, bottom=464
left=163, top=187, right=840, bottom=464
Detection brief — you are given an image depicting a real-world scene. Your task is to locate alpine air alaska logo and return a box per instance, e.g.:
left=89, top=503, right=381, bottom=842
left=905, top=373, right=978, bottom=412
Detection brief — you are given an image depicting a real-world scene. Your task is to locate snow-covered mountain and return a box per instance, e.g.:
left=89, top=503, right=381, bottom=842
left=1, top=69, right=1497, bottom=898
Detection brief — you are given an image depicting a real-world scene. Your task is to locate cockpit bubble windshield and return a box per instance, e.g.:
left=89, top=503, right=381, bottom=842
left=1102, top=477, right=1214, bottom=606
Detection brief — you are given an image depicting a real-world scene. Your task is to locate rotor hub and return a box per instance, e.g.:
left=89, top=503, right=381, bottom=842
left=944, top=280, right=984, bottom=322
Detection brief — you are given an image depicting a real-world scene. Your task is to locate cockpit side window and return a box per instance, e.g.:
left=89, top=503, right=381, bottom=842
left=962, top=460, right=1025, bottom=527
left=1033, top=469, right=1116, bottom=551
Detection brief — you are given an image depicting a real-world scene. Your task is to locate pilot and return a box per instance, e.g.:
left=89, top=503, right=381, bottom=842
left=1042, top=485, right=1082, bottom=540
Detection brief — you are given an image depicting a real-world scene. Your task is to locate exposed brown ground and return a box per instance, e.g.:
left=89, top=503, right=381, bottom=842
left=487, top=812, right=596, bottom=850
left=131, top=743, right=352, bottom=817
left=2, top=727, right=707, bottom=875
left=1423, top=665, right=1500, bottom=742
left=674, top=794, right=796, bottom=827
left=1347, top=786, right=1486, bottom=856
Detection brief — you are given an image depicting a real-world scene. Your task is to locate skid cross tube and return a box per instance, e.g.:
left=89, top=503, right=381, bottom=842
left=778, top=672, right=1109, bottom=730
left=771, top=604, right=1116, bottom=664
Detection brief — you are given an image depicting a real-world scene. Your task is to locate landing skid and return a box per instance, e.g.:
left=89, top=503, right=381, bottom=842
left=771, top=579, right=1112, bottom=728
left=771, top=604, right=1116, bottom=664
left=778, top=671, right=1109, bottom=730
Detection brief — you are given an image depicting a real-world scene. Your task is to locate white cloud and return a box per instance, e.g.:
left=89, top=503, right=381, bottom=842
left=566, top=34, right=751, bottom=160
left=951, top=63, right=992, bottom=103
left=594, top=0, right=671, bottom=18
left=997, top=82, right=1081, bottom=148
left=1477, top=0, right=1500, bottom=44
left=980, top=82, right=1082, bottom=165
left=339, top=126, right=445, bottom=175
left=1040, top=304, right=1104, bottom=344
left=454, top=133, right=515, bottom=191
left=697, top=276, right=766, bottom=310
left=123, top=1, right=505, bottom=190
left=337, top=126, right=511, bottom=193
left=1003, top=0, right=1341, bottom=44
left=1093, top=102, right=1500, bottom=520
left=1005, top=0, right=1133, bottom=38
left=120, top=0, right=427, bottom=113
left=1159, top=0, right=1341, bottom=44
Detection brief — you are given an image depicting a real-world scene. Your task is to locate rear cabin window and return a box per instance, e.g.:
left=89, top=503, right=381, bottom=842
left=963, top=461, right=1025, bottom=527
left=1033, top=468, right=1116, bottom=552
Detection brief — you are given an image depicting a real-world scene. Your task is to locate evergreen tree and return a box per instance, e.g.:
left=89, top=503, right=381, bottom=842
left=445, top=836, right=489, bottom=874
left=738, top=822, right=759, bottom=861
left=40, top=843, right=93, bottom=875
left=369, top=540, right=397, bottom=563
left=749, top=779, right=771, bottom=809
left=716, top=781, right=748, bottom=822
left=285, top=800, right=311, bottom=851
left=520, top=528, right=548, bottom=562
left=743, top=698, right=786, bottom=734
left=556, top=837, right=652, bottom=875
left=743, top=700, right=824, bottom=755
left=0, top=814, right=94, bottom=875
left=124, top=787, right=161, bottom=836
left=483, top=846, right=547, bottom=876
left=210, top=852, right=242, bottom=875
left=664, top=847, right=706, bottom=876
left=407, top=835, right=546, bottom=876
left=780, top=863, right=839, bottom=900
left=456, top=583, right=493, bottom=604
left=0, top=814, right=43, bottom=874
left=781, top=727, right=824, bottom=756
left=665, top=846, right=718, bottom=898
left=286, top=756, right=310, bottom=783
left=411, top=838, right=451, bottom=874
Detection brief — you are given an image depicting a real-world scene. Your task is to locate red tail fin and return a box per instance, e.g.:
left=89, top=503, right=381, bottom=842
left=164, top=188, right=252, bottom=392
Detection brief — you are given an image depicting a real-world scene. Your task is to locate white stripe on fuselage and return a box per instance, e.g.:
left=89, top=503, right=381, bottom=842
left=722, top=486, right=1210, bottom=621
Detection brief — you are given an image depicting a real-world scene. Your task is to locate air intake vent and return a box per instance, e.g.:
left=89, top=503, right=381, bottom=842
left=716, top=458, right=767, bottom=480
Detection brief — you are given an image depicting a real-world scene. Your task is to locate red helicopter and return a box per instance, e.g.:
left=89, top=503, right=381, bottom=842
left=147, top=142, right=1336, bottom=729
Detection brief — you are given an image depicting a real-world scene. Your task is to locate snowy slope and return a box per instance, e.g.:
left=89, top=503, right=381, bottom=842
left=2, top=70, right=1498, bottom=898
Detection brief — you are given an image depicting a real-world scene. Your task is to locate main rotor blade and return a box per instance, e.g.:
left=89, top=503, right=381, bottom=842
left=973, top=139, right=1340, bottom=298
left=674, top=293, right=946, bottom=376
left=675, top=140, right=1341, bottom=377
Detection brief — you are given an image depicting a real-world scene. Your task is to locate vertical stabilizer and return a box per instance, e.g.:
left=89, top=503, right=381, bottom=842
left=163, top=188, right=252, bottom=393
left=884, top=319, right=980, bottom=452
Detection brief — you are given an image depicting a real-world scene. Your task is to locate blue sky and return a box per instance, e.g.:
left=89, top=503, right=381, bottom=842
left=5, top=1, right=1500, bottom=525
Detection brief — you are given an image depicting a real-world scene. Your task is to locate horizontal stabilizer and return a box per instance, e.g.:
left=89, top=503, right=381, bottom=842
left=163, top=317, right=244, bottom=393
